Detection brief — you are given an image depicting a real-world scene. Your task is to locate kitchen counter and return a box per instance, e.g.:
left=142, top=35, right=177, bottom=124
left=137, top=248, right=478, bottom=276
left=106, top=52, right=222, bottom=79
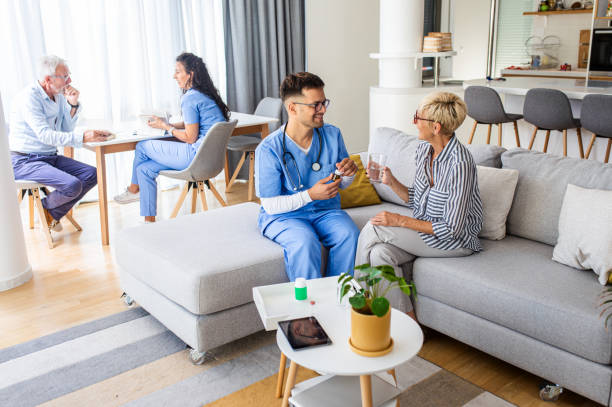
left=501, top=68, right=587, bottom=79
left=464, top=77, right=612, bottom=100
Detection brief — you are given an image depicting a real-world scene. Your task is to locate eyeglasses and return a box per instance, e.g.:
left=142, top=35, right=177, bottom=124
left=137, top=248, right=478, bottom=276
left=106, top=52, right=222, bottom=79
left=413, top=110, right=435, bottom=125
left=293, top=99, right=330, bottom=112
left=51, top=74, right=71, bottom=81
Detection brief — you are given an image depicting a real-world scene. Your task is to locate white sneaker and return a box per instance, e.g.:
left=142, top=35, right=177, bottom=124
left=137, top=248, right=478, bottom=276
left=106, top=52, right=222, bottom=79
left=114, top=188, right=140, bottom=204
left=49, top=219, right=63, bottom=232
left=43, top=208, right=63, bottom=232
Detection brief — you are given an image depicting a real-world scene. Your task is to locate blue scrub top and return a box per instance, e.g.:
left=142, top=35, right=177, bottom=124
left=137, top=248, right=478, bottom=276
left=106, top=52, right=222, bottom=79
left=255, top=123, right=350, bottom=232
left=181, top=89, right=225, bottom=151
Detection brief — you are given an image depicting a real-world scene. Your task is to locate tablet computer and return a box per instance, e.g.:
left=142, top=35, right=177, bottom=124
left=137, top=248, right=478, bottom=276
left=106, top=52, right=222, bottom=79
left=278, top=316, right=332, bottom=351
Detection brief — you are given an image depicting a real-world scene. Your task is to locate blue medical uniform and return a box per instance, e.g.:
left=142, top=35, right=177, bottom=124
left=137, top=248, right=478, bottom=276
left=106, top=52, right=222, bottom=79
left=255, top=123, right=360, bottom=281
left=132, top=89, right=225, bottom=216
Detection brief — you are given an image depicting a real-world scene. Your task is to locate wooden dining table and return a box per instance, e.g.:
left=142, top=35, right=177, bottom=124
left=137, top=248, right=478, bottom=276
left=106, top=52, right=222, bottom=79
left=64, top=112, right=278, bottom=246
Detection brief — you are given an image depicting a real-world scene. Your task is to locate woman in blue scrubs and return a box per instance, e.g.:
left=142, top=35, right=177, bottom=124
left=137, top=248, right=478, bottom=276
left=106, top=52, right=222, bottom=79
left=255, top=72, right=360, bottom=281
left=114, top=53, right=229, bottom=222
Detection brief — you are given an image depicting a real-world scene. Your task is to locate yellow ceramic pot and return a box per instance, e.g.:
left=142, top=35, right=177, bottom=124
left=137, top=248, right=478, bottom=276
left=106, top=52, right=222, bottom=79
left=349, top=307, right=392, bottom=356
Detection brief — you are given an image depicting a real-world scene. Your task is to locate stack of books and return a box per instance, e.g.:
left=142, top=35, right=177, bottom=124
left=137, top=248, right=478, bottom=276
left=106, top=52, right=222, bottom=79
left=422, top=32, right=452, bottom=52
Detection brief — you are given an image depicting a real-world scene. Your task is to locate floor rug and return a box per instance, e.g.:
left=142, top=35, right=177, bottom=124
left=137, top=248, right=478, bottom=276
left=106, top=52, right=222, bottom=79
left=0, top=308, right=515, bottom=407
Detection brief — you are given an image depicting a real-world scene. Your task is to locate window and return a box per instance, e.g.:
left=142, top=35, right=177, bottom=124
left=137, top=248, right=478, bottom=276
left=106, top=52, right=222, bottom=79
left=493, top=0, right=533, bottom=76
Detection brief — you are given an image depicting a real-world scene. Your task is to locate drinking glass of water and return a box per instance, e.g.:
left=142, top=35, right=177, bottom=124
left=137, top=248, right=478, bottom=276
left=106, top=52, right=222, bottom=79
left=367, top=153, right=387, bottom=184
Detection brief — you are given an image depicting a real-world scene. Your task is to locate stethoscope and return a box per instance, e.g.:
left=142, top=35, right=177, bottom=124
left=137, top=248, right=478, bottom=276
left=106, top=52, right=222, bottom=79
left=281, top=124, right=323, bottom=191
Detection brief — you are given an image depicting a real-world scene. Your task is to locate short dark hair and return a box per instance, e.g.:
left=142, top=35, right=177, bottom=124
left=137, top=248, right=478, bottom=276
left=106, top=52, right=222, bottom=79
left=280, top=72, right=325, bottom=102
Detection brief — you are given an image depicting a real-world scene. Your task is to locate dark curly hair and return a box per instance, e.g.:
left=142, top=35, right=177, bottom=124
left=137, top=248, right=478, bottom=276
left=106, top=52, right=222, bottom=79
left=280, top=72, right=325, bottom=102
left=176, top=52, right=230, bottom=121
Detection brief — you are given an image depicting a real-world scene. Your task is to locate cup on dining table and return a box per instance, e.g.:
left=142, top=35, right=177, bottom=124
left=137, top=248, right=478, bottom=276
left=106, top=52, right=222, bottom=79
left=367, top=153, right=387, bottom=184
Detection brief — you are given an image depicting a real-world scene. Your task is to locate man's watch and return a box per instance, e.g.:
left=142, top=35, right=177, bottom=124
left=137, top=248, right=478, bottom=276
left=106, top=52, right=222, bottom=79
left=68, top=101, right=79, bottom=109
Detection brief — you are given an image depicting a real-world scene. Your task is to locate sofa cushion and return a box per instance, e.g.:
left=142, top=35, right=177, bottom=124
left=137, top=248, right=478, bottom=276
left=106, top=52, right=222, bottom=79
left=466, top=144, right=506, bottom=168
left=413, top=235, right=612, bottom=364
left=477, top=166, right=519, bottom=240
left=367, top=127, right=419, bottom=207
left=339, top=154, right=381, bottom=209
left=115, top=203, right=287, bottom=315
left=553, top=184, right=612, bottom=285
left=502, top=148, right=612, bottom=246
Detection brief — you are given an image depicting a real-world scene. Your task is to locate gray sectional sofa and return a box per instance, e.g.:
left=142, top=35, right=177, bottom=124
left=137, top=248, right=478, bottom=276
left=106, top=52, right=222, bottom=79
left=115, top=127, right=612, bottom=405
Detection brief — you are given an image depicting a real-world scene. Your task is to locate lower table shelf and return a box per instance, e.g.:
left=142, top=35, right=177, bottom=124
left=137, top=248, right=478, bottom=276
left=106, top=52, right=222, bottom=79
left=290, top=374, right=401, bottom=407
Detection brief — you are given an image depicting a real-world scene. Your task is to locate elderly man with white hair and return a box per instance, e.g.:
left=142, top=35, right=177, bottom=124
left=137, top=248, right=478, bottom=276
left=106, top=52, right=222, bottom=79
left=9, top=55, right=110, bottom=231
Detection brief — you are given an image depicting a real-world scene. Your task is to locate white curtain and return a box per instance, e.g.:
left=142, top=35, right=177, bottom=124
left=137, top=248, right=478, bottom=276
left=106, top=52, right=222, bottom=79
left=0, top=0, right=225, bottom=199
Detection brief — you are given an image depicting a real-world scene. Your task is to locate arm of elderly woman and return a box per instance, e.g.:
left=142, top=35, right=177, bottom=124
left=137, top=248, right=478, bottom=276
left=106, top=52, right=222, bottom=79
left=371, top=162, right=475, bottom=240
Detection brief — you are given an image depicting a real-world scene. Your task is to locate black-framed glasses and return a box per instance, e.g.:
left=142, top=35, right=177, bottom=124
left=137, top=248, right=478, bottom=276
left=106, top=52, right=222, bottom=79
left=293, top=99, right=330, bottom=112
left=413, top=110, right=435, bottom=125
left=51, top=74, right=71, bottom=81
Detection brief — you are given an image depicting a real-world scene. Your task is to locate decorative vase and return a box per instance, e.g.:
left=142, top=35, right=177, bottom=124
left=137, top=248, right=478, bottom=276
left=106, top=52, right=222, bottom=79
left=349, top=307, right=393, bottom=357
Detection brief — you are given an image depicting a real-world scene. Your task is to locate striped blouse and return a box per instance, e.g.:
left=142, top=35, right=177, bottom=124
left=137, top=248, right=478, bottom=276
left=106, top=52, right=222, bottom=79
left=407, top=136, right=483, bottom=251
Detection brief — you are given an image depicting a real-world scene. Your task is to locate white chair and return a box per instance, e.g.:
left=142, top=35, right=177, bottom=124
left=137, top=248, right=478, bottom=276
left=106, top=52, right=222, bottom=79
left=15, top=180, right=82, bottom=249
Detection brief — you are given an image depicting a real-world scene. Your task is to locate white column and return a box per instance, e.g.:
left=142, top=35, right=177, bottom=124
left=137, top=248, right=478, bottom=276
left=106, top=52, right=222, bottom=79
left=0, top=93, right=32, bottom=291
left=370, top=0, right=424, bottom=88
left=369, top=0, right=426, bottom=138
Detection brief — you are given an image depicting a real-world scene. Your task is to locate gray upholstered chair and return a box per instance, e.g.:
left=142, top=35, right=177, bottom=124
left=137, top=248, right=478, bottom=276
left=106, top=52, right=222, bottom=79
left=160, top=120, right=238, bottom=218
left=523, top=88, right=584, bottom=157
left=580, top=94, right=612, bottom=163
left=225, top=97, right=282, bottom=201
left=465, top=85, right=522, bottom=146
left=15, top=180, right=82, bottom=249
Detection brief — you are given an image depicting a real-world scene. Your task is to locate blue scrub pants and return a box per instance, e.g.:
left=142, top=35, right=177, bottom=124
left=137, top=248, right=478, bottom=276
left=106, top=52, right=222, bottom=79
left=131, top=140, right=195, bottom=217
left=263, top=209, right=360, bottom=281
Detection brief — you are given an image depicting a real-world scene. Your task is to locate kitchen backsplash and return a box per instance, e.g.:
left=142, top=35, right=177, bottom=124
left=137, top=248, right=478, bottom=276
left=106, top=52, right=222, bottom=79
left=531, top=13, right=592, bottom=68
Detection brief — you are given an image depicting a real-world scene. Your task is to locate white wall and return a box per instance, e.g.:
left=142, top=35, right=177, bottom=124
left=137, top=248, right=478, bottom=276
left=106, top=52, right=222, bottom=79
left=305, top=0, right=379, bottom=153
left=531, top=13, right=592, bottom=68
left=452, top=0, right=491, bottom=80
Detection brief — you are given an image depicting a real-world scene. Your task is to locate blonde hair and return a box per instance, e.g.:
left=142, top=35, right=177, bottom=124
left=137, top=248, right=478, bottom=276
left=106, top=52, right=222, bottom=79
left=418, top=92, right=467, bottom=135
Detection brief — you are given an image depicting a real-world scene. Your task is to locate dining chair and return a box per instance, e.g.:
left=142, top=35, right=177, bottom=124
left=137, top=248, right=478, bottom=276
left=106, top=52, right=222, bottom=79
left=523, top=88, right=584, bottom=157
left=225, top=97, right=282, bottom=201
left=580, top=94, right=612, bottom=163
left=160, top=120, right=238, bottom=218
left=465, top=85, right=522, bottom=147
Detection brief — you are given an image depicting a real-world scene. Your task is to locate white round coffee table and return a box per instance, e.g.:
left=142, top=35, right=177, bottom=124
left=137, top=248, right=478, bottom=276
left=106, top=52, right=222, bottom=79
left=277, top=304, right=423, bottom=407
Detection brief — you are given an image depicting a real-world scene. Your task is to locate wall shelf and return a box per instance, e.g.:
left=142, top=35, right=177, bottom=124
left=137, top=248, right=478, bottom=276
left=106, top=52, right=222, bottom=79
left=523, top=9, right=593, bottom=16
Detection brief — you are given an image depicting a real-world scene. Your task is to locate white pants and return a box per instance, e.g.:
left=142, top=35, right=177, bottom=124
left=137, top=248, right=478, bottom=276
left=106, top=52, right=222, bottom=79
left=355, top=220, right=473, bottom=312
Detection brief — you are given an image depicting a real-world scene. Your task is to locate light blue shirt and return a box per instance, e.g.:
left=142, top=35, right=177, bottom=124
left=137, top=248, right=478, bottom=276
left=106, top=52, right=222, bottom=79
left=255, top=123, right=350, bottom=232
left=8, top=82, right=83, bottom=155
left=180, top=89, right=225, bottom=151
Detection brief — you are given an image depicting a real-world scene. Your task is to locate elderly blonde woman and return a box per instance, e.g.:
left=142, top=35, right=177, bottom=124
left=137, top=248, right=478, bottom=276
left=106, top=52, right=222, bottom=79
left=355, top=92, right=483, bottom=316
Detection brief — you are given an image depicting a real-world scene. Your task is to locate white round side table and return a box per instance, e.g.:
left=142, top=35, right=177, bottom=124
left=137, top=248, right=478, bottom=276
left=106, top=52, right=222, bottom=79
left=277, top=304, right=423, bottom=407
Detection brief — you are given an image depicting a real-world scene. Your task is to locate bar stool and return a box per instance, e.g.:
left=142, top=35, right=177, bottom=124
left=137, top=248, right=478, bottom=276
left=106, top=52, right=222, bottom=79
left=523, top=88, right=584, bottom=157
left=465, top=86, right=522, bottom=147
left=580, top=94, right=612, bottom=163
left=15, top=180, right=82, bottom=249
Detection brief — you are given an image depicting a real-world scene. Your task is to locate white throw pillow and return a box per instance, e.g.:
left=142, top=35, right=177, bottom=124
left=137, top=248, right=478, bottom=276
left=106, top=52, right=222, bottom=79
left=552, top=184, right=612, bottom=285
left=477, top=166, right=519, bottom=240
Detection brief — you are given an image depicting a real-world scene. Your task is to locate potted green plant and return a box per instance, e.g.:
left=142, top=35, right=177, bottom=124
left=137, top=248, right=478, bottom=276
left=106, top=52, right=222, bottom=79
left=599, top=286, right=612, bottom=329
left=338, top=263, right=416, bottom=357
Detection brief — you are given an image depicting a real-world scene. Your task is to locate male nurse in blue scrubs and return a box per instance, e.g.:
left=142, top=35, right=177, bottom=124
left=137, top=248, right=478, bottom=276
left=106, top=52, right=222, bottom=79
left=255, top=72, right=360, bottom=281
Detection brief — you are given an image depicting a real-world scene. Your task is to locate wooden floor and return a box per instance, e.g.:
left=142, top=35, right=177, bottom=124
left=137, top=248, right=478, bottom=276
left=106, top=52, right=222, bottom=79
left=0, top=179, right=601, bottom=407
